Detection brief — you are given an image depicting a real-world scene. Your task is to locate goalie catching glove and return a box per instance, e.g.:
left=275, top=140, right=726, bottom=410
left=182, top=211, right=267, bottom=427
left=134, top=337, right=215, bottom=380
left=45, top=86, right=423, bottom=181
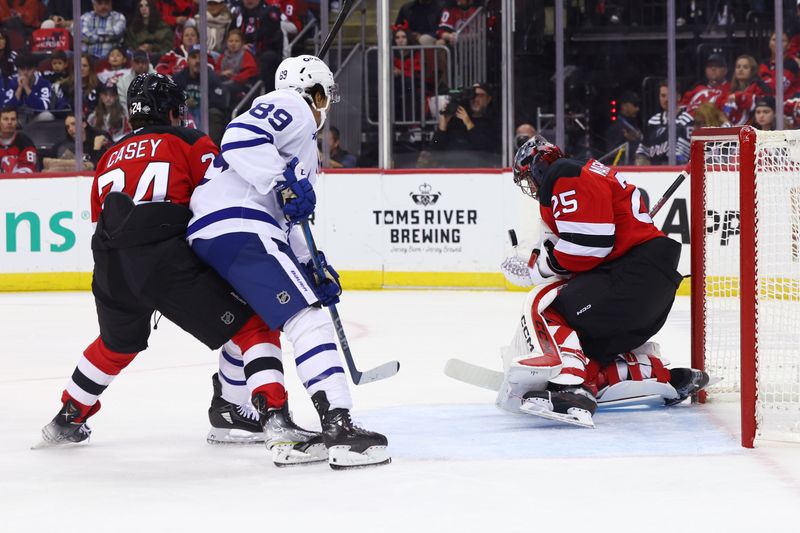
left=501, top=238, right=571, bottom=287
left=302, top=251, right=341, bottom=307
left=277, top=157, right=316, bottom=222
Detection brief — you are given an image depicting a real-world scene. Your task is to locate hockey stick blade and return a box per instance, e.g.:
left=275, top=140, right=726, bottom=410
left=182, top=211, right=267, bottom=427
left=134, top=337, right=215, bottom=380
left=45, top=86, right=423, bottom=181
left=353, top=360, right=401, bottom=385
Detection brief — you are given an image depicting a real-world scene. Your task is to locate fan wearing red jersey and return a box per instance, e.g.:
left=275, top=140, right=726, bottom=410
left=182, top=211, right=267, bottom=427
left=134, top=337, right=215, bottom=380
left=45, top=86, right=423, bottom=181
left=497, top=136, right=710, bottom=427
left=37, top=74, right=328, bottom=466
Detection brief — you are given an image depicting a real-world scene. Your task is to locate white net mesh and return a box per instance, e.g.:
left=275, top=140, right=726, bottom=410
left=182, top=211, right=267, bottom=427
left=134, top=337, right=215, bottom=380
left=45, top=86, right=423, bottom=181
left=702, top=130, right=800, bottom=442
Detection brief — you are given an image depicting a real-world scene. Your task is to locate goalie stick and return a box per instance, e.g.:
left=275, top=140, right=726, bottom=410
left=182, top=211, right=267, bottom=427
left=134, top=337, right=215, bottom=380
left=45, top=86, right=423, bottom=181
left=300, top=221, right=400, bottom=385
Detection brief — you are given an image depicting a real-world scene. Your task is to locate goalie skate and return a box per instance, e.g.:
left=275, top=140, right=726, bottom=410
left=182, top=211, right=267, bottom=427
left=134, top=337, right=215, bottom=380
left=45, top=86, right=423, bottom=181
left=520, top=390, right=597, bottom=429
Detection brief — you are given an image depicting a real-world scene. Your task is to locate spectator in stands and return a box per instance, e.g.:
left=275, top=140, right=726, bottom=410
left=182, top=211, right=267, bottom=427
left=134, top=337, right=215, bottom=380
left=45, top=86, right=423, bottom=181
left=0, top=107, right=38, bottom=173
left=97, top=46, right=131, bottom=86
left=636, top=80, right=693, bottom=166
left=81, top=0, right=127, bottom=58
left=760, top=31, right=800, bottom=97
left=680, top=53, right=730, bottom=116
left=44, top=51, right=70, bottom=86
left=191, top=0, right=232, bottom=55
left=45, top=114, right=110, bottom=171
left=126, top=0, right=174, bottom=58
left=44, top=0, right=93, bottom=29
left=0, top=28, right=18, bottom=77
left=604, top=90, right=642, bottom=153
left=393, top=23, right=422, bottom=122
left=430, top=82, right=501, bottom=167
left=395, top=0, right=444, bottom=47
left=118, top=50, right=156, bottom=108
left=215, top=29, right=258, bottom=99
left=723, top=54, right=768, bottom=126
left=268, top=0, right=306, bottom=55
left=693, top=102, right=731, bottom=129
left=88, top=84, right=130, bottom=142
left=0, top=0, right=41, bottom=31
left=229, top=0, right=283, bottom=92
left=7, top=54, right=53, bottom=112
left=514, top=123, right=536, bottom=149
left=436, top=0, right=477, bottom=46
left=54, top=54, right=101, bottom=113
left=156, top=0, right=194, bottom=28
left=156, top=24, right=199, bottom=76
left=753, top=95, right=776, bottom=131
left=322, top=126, right=357, bottom=168
left=174, top=45, right=226, bottom=144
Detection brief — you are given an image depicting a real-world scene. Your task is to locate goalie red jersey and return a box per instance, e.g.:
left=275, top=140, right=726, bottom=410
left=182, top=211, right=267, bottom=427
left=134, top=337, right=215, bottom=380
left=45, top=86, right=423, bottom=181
left=538, top=158, right=664, bottom=272
left=90, top=125, right=218, bottom=222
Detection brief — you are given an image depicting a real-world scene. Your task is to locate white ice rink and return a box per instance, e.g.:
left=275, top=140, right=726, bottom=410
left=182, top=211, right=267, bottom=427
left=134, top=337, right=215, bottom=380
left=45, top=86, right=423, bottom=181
left=2, top=290, right=799, bottom=532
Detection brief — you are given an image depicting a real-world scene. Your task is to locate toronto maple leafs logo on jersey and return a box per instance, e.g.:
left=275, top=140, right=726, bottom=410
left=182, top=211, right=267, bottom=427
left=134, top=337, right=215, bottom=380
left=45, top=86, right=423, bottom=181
left=410, top=183, right=441, bottom=206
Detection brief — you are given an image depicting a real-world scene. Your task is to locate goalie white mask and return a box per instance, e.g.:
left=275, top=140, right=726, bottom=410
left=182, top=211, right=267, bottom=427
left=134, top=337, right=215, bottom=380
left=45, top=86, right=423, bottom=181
left=274, top=55, right=340, bottom=130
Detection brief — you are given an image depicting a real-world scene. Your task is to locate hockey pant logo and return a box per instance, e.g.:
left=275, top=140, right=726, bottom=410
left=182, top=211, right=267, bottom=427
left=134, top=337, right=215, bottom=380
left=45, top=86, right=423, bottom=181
left=221, top=312, right=235, bottom=325
left=277, top=291, right=291, bottom=304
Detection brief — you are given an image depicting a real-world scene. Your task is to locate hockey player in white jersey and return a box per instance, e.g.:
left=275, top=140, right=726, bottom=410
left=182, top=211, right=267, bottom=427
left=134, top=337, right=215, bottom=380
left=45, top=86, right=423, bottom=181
left=188, top=55, right=389, bottom=469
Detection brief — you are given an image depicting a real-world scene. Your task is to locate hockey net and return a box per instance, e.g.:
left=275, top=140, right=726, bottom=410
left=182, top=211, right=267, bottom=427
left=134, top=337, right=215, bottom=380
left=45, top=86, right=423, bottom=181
left=691, top=126, right=800, bottom=447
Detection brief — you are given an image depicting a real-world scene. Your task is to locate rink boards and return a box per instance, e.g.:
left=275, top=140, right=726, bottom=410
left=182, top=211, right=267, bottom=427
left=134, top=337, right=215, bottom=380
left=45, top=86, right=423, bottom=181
left=0, top=167, right=691, bottom=292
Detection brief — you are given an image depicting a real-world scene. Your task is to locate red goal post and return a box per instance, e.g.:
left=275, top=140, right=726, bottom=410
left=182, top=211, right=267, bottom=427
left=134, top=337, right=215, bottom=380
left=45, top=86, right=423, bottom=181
left=690, top=126, right=800, bottom=448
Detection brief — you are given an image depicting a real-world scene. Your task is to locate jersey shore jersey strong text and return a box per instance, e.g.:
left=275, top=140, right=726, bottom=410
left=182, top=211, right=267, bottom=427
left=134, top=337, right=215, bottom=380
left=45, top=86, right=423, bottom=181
left=537, top=158, right=665, bottom=272
left=90, top=126, right=218, bottom=223
left=186, top=89, right=320, bottom=251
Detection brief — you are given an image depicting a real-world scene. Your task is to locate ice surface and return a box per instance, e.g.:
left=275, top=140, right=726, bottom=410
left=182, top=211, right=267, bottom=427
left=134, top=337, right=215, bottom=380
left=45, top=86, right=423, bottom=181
left=1, top=291, right=799, bottom=532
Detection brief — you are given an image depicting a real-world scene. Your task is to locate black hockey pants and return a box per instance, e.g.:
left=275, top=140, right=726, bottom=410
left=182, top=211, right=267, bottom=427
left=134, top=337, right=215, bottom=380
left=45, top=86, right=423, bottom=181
left=551, top=236, right=683, bottom=366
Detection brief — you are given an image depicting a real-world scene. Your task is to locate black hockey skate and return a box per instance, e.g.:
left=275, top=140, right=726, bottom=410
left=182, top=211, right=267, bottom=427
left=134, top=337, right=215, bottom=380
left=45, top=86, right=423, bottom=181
left=34, top=400, right=92, bottom=449
left=520, top=386, right=598, bottom=428
left=665, top=368, right=711, bottom=406
left=312, top=391, right=391, bottom=470
left=207, top=373, right=265, bottom=445
left=252, top=393, right=327, bottom=467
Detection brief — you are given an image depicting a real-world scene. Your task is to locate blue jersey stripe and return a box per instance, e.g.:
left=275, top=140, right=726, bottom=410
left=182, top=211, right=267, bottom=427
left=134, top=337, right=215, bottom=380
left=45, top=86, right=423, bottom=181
left=219, top=369, right=247, bottom=386
left=304, top=366, right=345, bottom=389
left=227, top=122, right=274, bottom=140
left=187, top=207, right=282, bottom=236
left=221, top=138, right=270, bottom=152
left=295, top=343, right=338, bottom=365
left=221, top=349, right=244, bottom=368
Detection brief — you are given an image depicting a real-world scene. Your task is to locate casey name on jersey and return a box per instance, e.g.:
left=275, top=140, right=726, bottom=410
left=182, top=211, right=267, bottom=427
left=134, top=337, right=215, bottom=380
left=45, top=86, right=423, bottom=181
left=104, top=138, right=164, bottom=169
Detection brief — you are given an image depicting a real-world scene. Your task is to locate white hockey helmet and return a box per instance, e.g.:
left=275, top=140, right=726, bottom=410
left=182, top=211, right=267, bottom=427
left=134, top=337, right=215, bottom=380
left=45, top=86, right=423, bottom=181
left=274, top=55, right=340, bottom=129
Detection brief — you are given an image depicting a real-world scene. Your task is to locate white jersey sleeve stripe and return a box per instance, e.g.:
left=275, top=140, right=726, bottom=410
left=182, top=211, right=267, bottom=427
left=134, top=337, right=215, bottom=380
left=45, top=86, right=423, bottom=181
left=555, top=220, right=615, bottom=235
left=555, top=238, right=613, bottom=258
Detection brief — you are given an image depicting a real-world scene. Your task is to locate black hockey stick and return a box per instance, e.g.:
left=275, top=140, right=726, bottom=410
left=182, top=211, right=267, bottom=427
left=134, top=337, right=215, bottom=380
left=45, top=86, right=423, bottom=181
left=649, top=170, right=688, bottom=218
left=300, top=220, right=400, bottom=385
left=318, top=0, right=356, bottom=59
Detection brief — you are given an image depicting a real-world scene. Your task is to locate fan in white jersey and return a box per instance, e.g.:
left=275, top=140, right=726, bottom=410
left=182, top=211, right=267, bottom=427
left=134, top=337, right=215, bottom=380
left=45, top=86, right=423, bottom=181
left=188, top=55, right=389, bottom=469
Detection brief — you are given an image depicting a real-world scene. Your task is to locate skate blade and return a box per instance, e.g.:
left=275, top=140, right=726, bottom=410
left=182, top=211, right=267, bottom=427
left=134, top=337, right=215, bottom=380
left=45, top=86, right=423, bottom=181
left=271, top=443, right=328, bottom=467
left=328, top=445, right=391, bottom=470
left=206, top=428, right=265, bottom=445
left=520, top=401, right=596, bottom=429
left=31, top=436, right=90, bottom=450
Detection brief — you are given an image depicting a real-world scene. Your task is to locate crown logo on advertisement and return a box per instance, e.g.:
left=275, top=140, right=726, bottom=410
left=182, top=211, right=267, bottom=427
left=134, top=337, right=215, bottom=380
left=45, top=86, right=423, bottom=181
left=410, top=183, right=441, bottom=206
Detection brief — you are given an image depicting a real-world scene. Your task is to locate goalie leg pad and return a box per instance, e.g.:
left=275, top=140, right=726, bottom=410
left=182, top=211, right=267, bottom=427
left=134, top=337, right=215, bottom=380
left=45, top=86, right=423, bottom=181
left=495, top=350, right=561, bottom=414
